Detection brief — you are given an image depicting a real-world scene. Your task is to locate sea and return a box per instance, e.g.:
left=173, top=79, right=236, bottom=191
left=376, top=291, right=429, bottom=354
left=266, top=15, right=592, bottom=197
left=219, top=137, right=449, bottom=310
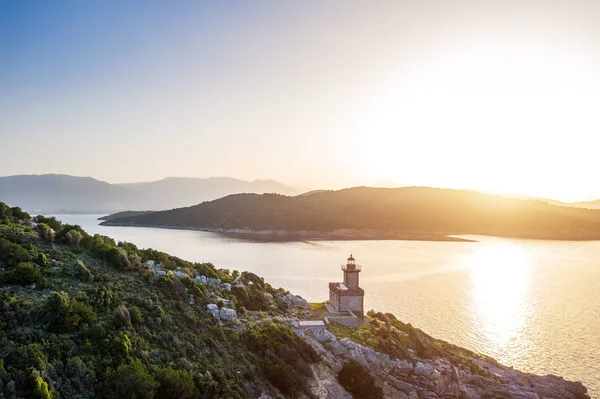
left=53, top=214, right=600, bottom=397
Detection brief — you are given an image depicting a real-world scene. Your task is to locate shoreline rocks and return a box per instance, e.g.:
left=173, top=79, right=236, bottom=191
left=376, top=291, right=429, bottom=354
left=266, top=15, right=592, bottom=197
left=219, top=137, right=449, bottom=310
left=296, top=327, right=589, bottom=399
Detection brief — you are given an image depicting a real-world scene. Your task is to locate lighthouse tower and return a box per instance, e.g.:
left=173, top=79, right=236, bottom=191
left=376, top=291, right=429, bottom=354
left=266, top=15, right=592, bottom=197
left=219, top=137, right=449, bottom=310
left=328, top=254, right=365, bottom=317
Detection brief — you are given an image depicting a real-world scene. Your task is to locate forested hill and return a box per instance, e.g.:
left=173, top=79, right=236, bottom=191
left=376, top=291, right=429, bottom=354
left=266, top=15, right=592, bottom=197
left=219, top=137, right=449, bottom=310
left=101, top=187, right=600, bottom=240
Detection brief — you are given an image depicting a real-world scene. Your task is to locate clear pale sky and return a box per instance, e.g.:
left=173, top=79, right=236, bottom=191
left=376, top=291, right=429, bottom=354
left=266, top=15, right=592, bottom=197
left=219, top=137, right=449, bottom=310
left=2, top=1, right=600, bottom=201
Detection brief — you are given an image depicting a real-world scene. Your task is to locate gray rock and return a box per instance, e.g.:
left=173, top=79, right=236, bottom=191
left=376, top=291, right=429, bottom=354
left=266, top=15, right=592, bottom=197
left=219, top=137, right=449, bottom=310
left=195, top=275, right=207, bottom=284
left=414, top=362, right=435, bottom=377
left=219, top=308, right=237, bottom=321
left=284, top=294, right=309, bottom=308
left=313, top=328, right=336, bottom=343
left=326, top=340, right=348, bottom=356
left=347, top=348, right=368, bottom=368
left=222, top=283, right=232, bottom=292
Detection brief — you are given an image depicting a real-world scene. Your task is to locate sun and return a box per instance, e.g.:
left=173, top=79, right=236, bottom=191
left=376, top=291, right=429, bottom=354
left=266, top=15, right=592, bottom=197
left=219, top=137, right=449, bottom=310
left=354, top=35, right=600, bottom=202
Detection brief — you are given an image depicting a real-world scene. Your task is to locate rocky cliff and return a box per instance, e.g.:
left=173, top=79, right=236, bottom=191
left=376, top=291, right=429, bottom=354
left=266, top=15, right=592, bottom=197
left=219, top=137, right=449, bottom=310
left=296, top=325, right=589, bottom=399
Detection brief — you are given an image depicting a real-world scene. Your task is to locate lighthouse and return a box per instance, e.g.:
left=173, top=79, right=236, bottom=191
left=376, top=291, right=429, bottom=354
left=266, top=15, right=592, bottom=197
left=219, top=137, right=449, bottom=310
left=328, top=254, right=365, bottom=317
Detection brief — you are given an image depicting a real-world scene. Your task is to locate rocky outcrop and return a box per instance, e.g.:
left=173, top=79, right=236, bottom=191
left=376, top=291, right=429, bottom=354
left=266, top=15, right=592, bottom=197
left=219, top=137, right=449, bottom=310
left=297, top=327, right=589, bottom=399
left=282, top=293, right=309, bottom=308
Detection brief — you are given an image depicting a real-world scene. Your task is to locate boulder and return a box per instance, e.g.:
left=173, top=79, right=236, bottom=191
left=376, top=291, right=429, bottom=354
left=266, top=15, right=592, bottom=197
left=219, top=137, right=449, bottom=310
left=284, top=294, right=309, bottom=308
left=414, top=362, right=435, bottom=377
left=313, top=328, right=336, bottom=343
left=219, top=308, right=237, bottom=321
left=326, top=340, right=348, bottom=356
left=206, top=304, right=219, bottom=318
left=347, top=348, right=369, bottom=368
left=195, top=275, right=207, bottom=284
left=222, top=283, right=232, bottom=292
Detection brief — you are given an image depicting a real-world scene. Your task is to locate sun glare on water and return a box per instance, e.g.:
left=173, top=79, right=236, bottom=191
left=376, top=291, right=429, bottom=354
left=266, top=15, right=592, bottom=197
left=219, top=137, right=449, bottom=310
left=467, top=243, right=533, bottom=359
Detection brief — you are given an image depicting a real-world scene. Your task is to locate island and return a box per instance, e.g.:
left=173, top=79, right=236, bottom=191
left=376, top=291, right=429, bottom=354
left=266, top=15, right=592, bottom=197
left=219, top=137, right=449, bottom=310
left=101, top=186, right=600, bottom=242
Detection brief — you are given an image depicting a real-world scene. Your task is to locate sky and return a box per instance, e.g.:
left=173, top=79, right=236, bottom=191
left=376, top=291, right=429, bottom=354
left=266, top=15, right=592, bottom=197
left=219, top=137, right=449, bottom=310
left=2, top=1, right=600, bottom=201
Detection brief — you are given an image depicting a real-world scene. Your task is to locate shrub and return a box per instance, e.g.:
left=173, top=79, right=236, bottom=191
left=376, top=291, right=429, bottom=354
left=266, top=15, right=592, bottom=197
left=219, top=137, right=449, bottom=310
left=0, top=238, right=30, bottom=266
left=35, top=252, right=48, bottom=267
left=45, top=291, right=96, bottom=332
left=32, top=376, right=51, bottom=399
left=338, top=360, right=383, bottom=399
left=33, top=215, right=62, bottom=232
left=242, top=321, right=320, bottom=397
left=66, top=229, right=84, bottom=246
left=103, top=359, right=158, bottom=399
left=156, top=368, right=197, bottom=399
left=10, top=206, right=30, bottom=221
left=129, top=306, right=144, bottom=326
left=12, top=262, right=42, bottom=285
left=114, top=305, right=132, bottom=329
left=75, top=260, right=93, bottom=281
left=105, top=247, right=131, bottom=270
left=37, top=223, right=55, bottom=243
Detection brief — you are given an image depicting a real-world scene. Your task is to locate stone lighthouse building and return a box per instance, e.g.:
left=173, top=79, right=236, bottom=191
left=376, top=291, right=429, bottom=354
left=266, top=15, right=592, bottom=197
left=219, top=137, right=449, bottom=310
left=328, top=255, right=364, bottom=317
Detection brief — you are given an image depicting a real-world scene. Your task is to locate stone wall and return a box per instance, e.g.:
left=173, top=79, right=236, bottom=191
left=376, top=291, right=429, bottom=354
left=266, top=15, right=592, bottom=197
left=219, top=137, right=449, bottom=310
left=326, top=315, right=362, bottom=328
left=339, top=294, right=363, bottom=315
left=343, top=271, right=359, bottom=288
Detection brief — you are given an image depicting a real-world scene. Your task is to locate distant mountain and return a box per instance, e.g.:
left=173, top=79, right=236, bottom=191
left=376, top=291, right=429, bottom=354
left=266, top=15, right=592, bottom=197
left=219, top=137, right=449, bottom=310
left=101, top=186, right=600, bottom=241
left=0, top=174, right=298, bottom=214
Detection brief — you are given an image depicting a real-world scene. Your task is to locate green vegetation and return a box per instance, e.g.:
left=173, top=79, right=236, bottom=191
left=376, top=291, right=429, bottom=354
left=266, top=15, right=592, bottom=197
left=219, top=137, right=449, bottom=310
left=101, top=186, right=600, bottom=240
left=337, top=360, right=383, bottom=399
left=0, top=202, right=318, bottom=398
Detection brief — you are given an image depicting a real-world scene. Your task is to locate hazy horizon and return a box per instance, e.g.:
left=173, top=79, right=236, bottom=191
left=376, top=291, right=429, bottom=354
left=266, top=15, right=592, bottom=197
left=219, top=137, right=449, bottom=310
left=4, top=1, right=600, bottom=201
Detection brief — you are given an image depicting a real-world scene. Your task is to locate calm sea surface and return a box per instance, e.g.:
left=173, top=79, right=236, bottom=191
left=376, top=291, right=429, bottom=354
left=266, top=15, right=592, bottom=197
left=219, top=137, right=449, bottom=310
left=54, top=214, right=600, bottom=397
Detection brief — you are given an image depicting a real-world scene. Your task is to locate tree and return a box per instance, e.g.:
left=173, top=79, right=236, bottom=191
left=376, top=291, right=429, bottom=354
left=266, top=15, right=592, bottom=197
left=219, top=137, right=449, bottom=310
left=37, top=223, right=55, bottom=243
left=32, top=376, right=51, bottom=399
left=66, top=229, right=83, bottom=246
left=12, top=263, right=42, bottom=285
left=156, top=368, right=197, bottom=399
left=10, top=206, right=31, bottom=221
left=0, top=238, right=30, bottom=266
left=103, top=359, right=158, bottom=399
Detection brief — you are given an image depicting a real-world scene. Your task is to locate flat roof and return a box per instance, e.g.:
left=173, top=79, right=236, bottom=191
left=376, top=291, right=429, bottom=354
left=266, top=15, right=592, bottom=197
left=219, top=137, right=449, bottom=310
left=298, top=320, right=325, bottom=327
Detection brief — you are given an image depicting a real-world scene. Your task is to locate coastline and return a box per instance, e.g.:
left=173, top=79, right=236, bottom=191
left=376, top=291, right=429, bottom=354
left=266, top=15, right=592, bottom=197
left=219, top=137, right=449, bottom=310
left=98, top=222, right=478, bottom=242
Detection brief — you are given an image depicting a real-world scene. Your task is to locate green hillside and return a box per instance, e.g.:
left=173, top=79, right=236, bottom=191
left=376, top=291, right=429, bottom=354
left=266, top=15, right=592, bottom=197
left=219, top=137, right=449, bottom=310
left=101, top=187, right=600, bottom=240
left=0, top=203, right=320, bottom=398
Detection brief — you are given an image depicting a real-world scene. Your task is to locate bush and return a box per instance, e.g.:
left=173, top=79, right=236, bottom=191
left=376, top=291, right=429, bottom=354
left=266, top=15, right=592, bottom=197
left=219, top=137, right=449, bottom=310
left=66, top=229, right=84, bottom=246
left=242, top=321, right=320, bottom=397
left=103, top=359, right=158, bottom=399
left=156, top=368, right=197, bottom=399
left=114, top=305, right=132, bottom=329
left=75, top=260, right=93, bottom=281
left=33, top=215, right=62, bottom=232
left=0, top=238, right=30, bottom=266
left=37, top=223, right=55, bottom=243
left=11, top=262, right=42, bottom=285
left=35, top=252, right=48, bottom=267
left=129, top=306, right=144, bottom=326
left=45, top=291, right=96, bottom=332
left=105, top=247, right=131, bottom=270
left=338, top=360, right=383, bottom=399
left=32, top=376, right=51, bottom=399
